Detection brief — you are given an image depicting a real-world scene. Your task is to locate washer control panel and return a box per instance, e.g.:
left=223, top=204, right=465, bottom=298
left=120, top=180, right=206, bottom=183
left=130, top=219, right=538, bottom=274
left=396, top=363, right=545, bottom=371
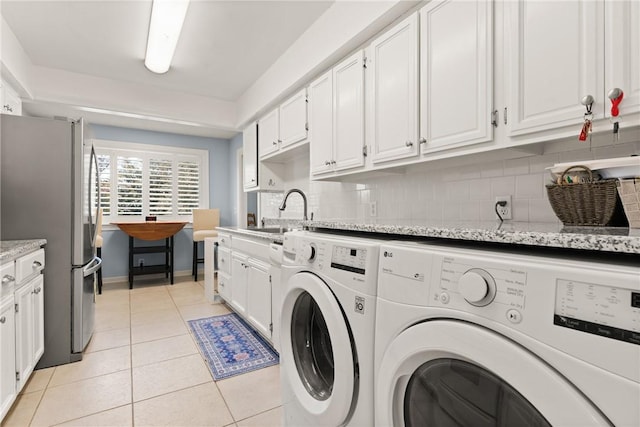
left=554, top=279, right=640, bottom=345
left=331, top=246, right=367, bottom=275
left=439, top=256, right=527, bottom=311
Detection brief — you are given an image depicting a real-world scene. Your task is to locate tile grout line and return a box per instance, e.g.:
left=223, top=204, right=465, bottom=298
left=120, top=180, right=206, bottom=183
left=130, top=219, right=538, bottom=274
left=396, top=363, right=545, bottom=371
left=129, top=283, right=135, bottom=427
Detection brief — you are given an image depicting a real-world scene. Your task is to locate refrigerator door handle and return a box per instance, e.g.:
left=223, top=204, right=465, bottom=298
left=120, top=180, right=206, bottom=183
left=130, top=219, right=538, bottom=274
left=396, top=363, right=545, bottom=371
left=83, top=256, right=102, bottom=277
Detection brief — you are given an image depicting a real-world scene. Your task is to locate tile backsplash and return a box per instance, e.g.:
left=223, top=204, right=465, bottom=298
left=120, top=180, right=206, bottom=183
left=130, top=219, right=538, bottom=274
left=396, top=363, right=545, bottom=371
left=260, top=140, right=640, bottom=225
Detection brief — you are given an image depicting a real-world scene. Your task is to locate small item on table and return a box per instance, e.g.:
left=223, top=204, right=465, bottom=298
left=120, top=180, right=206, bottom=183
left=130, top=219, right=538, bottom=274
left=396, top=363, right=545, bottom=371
left=145, top=215, right=157, bottom=222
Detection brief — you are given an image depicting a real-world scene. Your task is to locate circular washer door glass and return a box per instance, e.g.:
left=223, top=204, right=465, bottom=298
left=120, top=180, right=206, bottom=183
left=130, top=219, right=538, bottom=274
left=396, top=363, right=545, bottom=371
left=404, top=358, right=551, bottom=427
left=291, top=291, right=334, bottom=401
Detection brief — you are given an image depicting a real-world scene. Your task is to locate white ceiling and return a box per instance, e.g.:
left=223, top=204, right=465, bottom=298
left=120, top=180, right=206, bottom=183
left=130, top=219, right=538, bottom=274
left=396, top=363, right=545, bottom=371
left=1, top=0, right=334, bottom=137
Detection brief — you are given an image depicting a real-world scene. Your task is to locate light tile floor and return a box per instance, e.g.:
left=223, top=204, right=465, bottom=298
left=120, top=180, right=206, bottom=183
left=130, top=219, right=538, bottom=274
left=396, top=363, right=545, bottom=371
left=2, top=277, right=283, bottom=427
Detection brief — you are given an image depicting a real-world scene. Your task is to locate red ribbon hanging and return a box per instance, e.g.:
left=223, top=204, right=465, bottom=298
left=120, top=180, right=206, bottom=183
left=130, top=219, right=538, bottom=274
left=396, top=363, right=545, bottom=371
left=610, top=91, right=624, bottom=117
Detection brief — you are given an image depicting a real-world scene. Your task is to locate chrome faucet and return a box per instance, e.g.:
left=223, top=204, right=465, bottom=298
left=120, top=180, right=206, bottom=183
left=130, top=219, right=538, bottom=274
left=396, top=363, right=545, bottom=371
left=279, top=188, right=308, bottom=220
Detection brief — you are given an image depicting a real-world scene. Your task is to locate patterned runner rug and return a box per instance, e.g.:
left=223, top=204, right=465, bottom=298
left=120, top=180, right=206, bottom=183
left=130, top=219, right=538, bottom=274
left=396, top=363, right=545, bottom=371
left=188, top=312, right=279, bottom=380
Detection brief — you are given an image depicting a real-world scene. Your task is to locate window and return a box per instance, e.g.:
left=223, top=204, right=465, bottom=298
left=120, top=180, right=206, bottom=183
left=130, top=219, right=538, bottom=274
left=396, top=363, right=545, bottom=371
left=94, top=140, right=209, bottom=222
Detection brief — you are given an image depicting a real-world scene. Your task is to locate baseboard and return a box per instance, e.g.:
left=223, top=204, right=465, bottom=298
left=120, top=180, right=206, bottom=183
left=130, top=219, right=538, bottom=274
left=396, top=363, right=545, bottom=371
left=102, top=268, right=200, bottom=284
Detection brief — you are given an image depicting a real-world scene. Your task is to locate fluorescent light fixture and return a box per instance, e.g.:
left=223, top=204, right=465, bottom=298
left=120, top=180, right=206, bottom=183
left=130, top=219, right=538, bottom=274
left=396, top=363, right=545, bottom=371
left=145, top=0, right=190, bottom=74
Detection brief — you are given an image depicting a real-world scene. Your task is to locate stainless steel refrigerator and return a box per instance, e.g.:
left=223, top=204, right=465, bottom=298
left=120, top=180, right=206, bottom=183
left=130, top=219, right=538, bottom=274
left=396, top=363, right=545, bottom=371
left=1, top=114, right=102, bottom=368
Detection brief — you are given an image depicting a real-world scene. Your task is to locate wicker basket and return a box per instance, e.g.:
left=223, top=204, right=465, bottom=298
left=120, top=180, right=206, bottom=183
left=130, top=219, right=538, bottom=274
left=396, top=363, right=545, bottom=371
left=616, top=178, right=640, bottom=228
left=546, top=165, right=622, bottom=226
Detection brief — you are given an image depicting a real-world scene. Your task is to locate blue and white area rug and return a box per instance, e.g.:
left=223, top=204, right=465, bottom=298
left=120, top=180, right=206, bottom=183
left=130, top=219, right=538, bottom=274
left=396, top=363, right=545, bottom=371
left=188, top=313, right=279, bottom=381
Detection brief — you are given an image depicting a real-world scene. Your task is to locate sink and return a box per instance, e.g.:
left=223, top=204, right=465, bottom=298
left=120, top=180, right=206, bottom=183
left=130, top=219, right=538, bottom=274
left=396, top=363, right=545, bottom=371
left=251, top=227, right=294, bottom=234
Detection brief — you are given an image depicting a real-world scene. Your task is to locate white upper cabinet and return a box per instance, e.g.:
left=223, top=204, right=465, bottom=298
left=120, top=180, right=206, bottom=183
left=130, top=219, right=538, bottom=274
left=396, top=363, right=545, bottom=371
left=504, top=1, right=601, bottom=135
left=279, top=88, right=308, bottom=149
left=243, top=122, right=258, bottom=190
left=309, top=51, right=366, bottom=178
left=605, top=0, right=640, bottom=119
left=309, top=70, right=334, bottom=176
left=368, top=13, right=419, bottom=164
left=243, top=122, right=283, bottom=192
left=333, top=50, right=366, bottom=172
left=258, top=108, right=280, bottom=158
left=420, top=0, right=493, bottom=153
left=0, top=81, right=22, bottom=116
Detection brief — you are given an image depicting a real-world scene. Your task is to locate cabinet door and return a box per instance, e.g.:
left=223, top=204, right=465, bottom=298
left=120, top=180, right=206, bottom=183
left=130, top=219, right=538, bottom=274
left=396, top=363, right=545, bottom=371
left=504, top=0, right=602, bottom=135
left=230, top=254, right=248, bottom=316
left=333, top=50, right=365, bottom=172
left=369, top=13, right=419, bottom=164
left=605, top=0, right=640, bottom=119
left=14, top=282, right=34, bottom=392
left=279, top=88, right=308, bottom=148
left=420, top=0, right=493, bottom=153
left=309, top=70, right=334, bottom=176
left=32, top=275, right=44, bottom=362
left=258, top=108, right=280, bottom=158
left=0, top=296, right=16, bottom=421
left=247, top=260, right=272, bottom=339
left=243, top=122, right=258, bottom=190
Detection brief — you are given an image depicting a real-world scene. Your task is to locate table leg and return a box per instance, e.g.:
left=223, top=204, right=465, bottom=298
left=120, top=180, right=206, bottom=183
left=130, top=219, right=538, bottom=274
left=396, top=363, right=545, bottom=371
left=128, top=236, right=134, bottom=289
left=165, top=238, right=169, bottom=278
left=169, top=236, right=175, bottom=285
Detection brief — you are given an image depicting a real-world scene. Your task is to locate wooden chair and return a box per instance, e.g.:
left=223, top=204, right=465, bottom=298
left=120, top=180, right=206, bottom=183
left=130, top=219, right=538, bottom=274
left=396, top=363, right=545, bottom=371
left=96, top=208, right=104, bottom=294
left=247, top=213, right=257, bottom=227
left=192, top=209, right=220, bottom=281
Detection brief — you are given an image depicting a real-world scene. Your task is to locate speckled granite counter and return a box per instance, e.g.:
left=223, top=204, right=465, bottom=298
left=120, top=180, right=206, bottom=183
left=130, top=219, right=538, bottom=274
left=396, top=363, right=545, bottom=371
left=261, top=218, right=640, bottom=254
left=1, top=239, right=47, bottom=263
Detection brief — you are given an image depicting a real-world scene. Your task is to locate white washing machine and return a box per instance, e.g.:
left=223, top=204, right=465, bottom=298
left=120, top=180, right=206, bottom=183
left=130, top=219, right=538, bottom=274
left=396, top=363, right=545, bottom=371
left=375, top=241, right=640, bottom=427
left=280, top=231, right=383, bottom=426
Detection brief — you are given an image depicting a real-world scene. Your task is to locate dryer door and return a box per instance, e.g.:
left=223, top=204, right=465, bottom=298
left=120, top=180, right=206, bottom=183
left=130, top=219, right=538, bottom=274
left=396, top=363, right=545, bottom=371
left=281, top=272, right=355, bottom=426
left=377, top=320, right=611, bottom=427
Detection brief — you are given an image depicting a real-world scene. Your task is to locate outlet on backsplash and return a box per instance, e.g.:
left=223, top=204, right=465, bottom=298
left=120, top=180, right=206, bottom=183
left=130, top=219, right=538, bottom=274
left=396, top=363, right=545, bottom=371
left=495, top=196, right=512, bottom=220
left=370, top=202, right=377, bottom=217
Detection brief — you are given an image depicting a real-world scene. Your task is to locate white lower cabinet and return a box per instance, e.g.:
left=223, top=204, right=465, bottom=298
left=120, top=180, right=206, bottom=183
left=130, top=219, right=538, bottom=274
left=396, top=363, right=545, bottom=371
left=0, top=247, right=45, bottom=422
left=230, top=253, right=249, bottom=316
left=0, top=294, right=16, bottom=421
left=246, top=259, right=271, bottom=339
left=218, top=233, right=276, bottom=346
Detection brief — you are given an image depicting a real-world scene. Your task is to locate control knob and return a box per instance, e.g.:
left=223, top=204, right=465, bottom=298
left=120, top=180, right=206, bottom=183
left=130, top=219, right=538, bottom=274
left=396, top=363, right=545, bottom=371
left=301, top=243, right=316, bottom=261
left=458, top=268, right=496, bottom=307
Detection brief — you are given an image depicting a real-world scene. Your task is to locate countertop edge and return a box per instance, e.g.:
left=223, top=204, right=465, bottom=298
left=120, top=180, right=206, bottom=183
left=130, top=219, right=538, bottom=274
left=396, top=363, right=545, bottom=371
left=0, top=239, right=48, bottom=263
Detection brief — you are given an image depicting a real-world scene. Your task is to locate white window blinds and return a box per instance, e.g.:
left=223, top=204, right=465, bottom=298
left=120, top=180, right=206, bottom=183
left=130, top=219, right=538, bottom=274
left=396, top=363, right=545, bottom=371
left=93, top=140, right=209, bottom=222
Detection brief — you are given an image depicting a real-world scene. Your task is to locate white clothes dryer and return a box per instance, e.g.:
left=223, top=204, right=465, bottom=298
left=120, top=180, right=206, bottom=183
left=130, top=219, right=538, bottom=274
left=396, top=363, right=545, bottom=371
left=280, top=231, right=384, bottom=427
left=375, top=241, right=640, bottom=427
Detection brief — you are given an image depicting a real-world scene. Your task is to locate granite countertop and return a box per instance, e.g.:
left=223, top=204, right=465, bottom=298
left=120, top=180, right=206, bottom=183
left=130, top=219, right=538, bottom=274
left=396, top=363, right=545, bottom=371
left=261, top=218, right=640, bottom=254
left=1, top=239, right=47, bottom=263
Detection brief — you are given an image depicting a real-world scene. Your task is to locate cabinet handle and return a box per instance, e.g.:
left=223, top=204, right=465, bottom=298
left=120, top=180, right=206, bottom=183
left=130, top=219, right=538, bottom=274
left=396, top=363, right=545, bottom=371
left=419, top=137, right=427, bottom=145
left=405, top=140, right=413, bottom=147
left=325, top=161, right=331, bottom=166
left=2, top=275, right=15, bottom=284
left=221, top=238, right=226, bottom=244
left=33, top=287, right=42, bottom=294
left=272, top=141, right=277, bottom=145
left=3, top=105, right=13, bottom=112
left=250, top=178, right=256, bottom=182
left=330, top=160, right=336, bottom=165
left=220, top=258, right=225, bottom=263
left=33, top=260, right=42, bottom=269
left=0, top=316, right=5, bottom=324
left=219, top=282, right=225, bottom=288
left=278, top=139, right=282, bottom=143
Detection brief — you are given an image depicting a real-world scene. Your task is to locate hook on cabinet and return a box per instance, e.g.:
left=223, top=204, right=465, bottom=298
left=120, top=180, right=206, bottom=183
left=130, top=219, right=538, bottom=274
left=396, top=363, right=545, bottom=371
left=580, top=95, right=594, bottom=116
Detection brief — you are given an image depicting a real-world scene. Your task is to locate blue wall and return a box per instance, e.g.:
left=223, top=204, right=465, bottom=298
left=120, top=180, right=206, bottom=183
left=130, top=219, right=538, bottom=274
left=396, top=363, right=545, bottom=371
left=92, top=124, right=234, bottom=279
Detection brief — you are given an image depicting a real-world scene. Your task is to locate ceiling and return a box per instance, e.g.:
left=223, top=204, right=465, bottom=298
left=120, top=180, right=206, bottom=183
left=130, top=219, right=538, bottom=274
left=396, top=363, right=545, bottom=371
left=1, top=0, right=334, bottom=137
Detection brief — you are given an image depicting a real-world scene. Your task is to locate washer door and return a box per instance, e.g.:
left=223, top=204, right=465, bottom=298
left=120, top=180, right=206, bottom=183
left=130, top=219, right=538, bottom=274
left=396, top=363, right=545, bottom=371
left=376, top=320, right=611, bottom=427
left=281, top=272, right=355, bottom=426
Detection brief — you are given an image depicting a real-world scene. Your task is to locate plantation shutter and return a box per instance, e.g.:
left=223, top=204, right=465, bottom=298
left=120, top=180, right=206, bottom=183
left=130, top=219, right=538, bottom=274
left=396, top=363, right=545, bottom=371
left=149, top=158, right=173, bottom=216
left=96, top=154, right=111, bottom=216
left=117, top=155, right=143, bottom=216
left=178, top=161, right=200, bottom=215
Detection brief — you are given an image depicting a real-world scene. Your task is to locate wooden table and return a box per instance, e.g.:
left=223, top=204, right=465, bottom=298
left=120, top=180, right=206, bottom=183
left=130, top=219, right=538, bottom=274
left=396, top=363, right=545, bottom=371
left=112, top=221, right=187, bottom=289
